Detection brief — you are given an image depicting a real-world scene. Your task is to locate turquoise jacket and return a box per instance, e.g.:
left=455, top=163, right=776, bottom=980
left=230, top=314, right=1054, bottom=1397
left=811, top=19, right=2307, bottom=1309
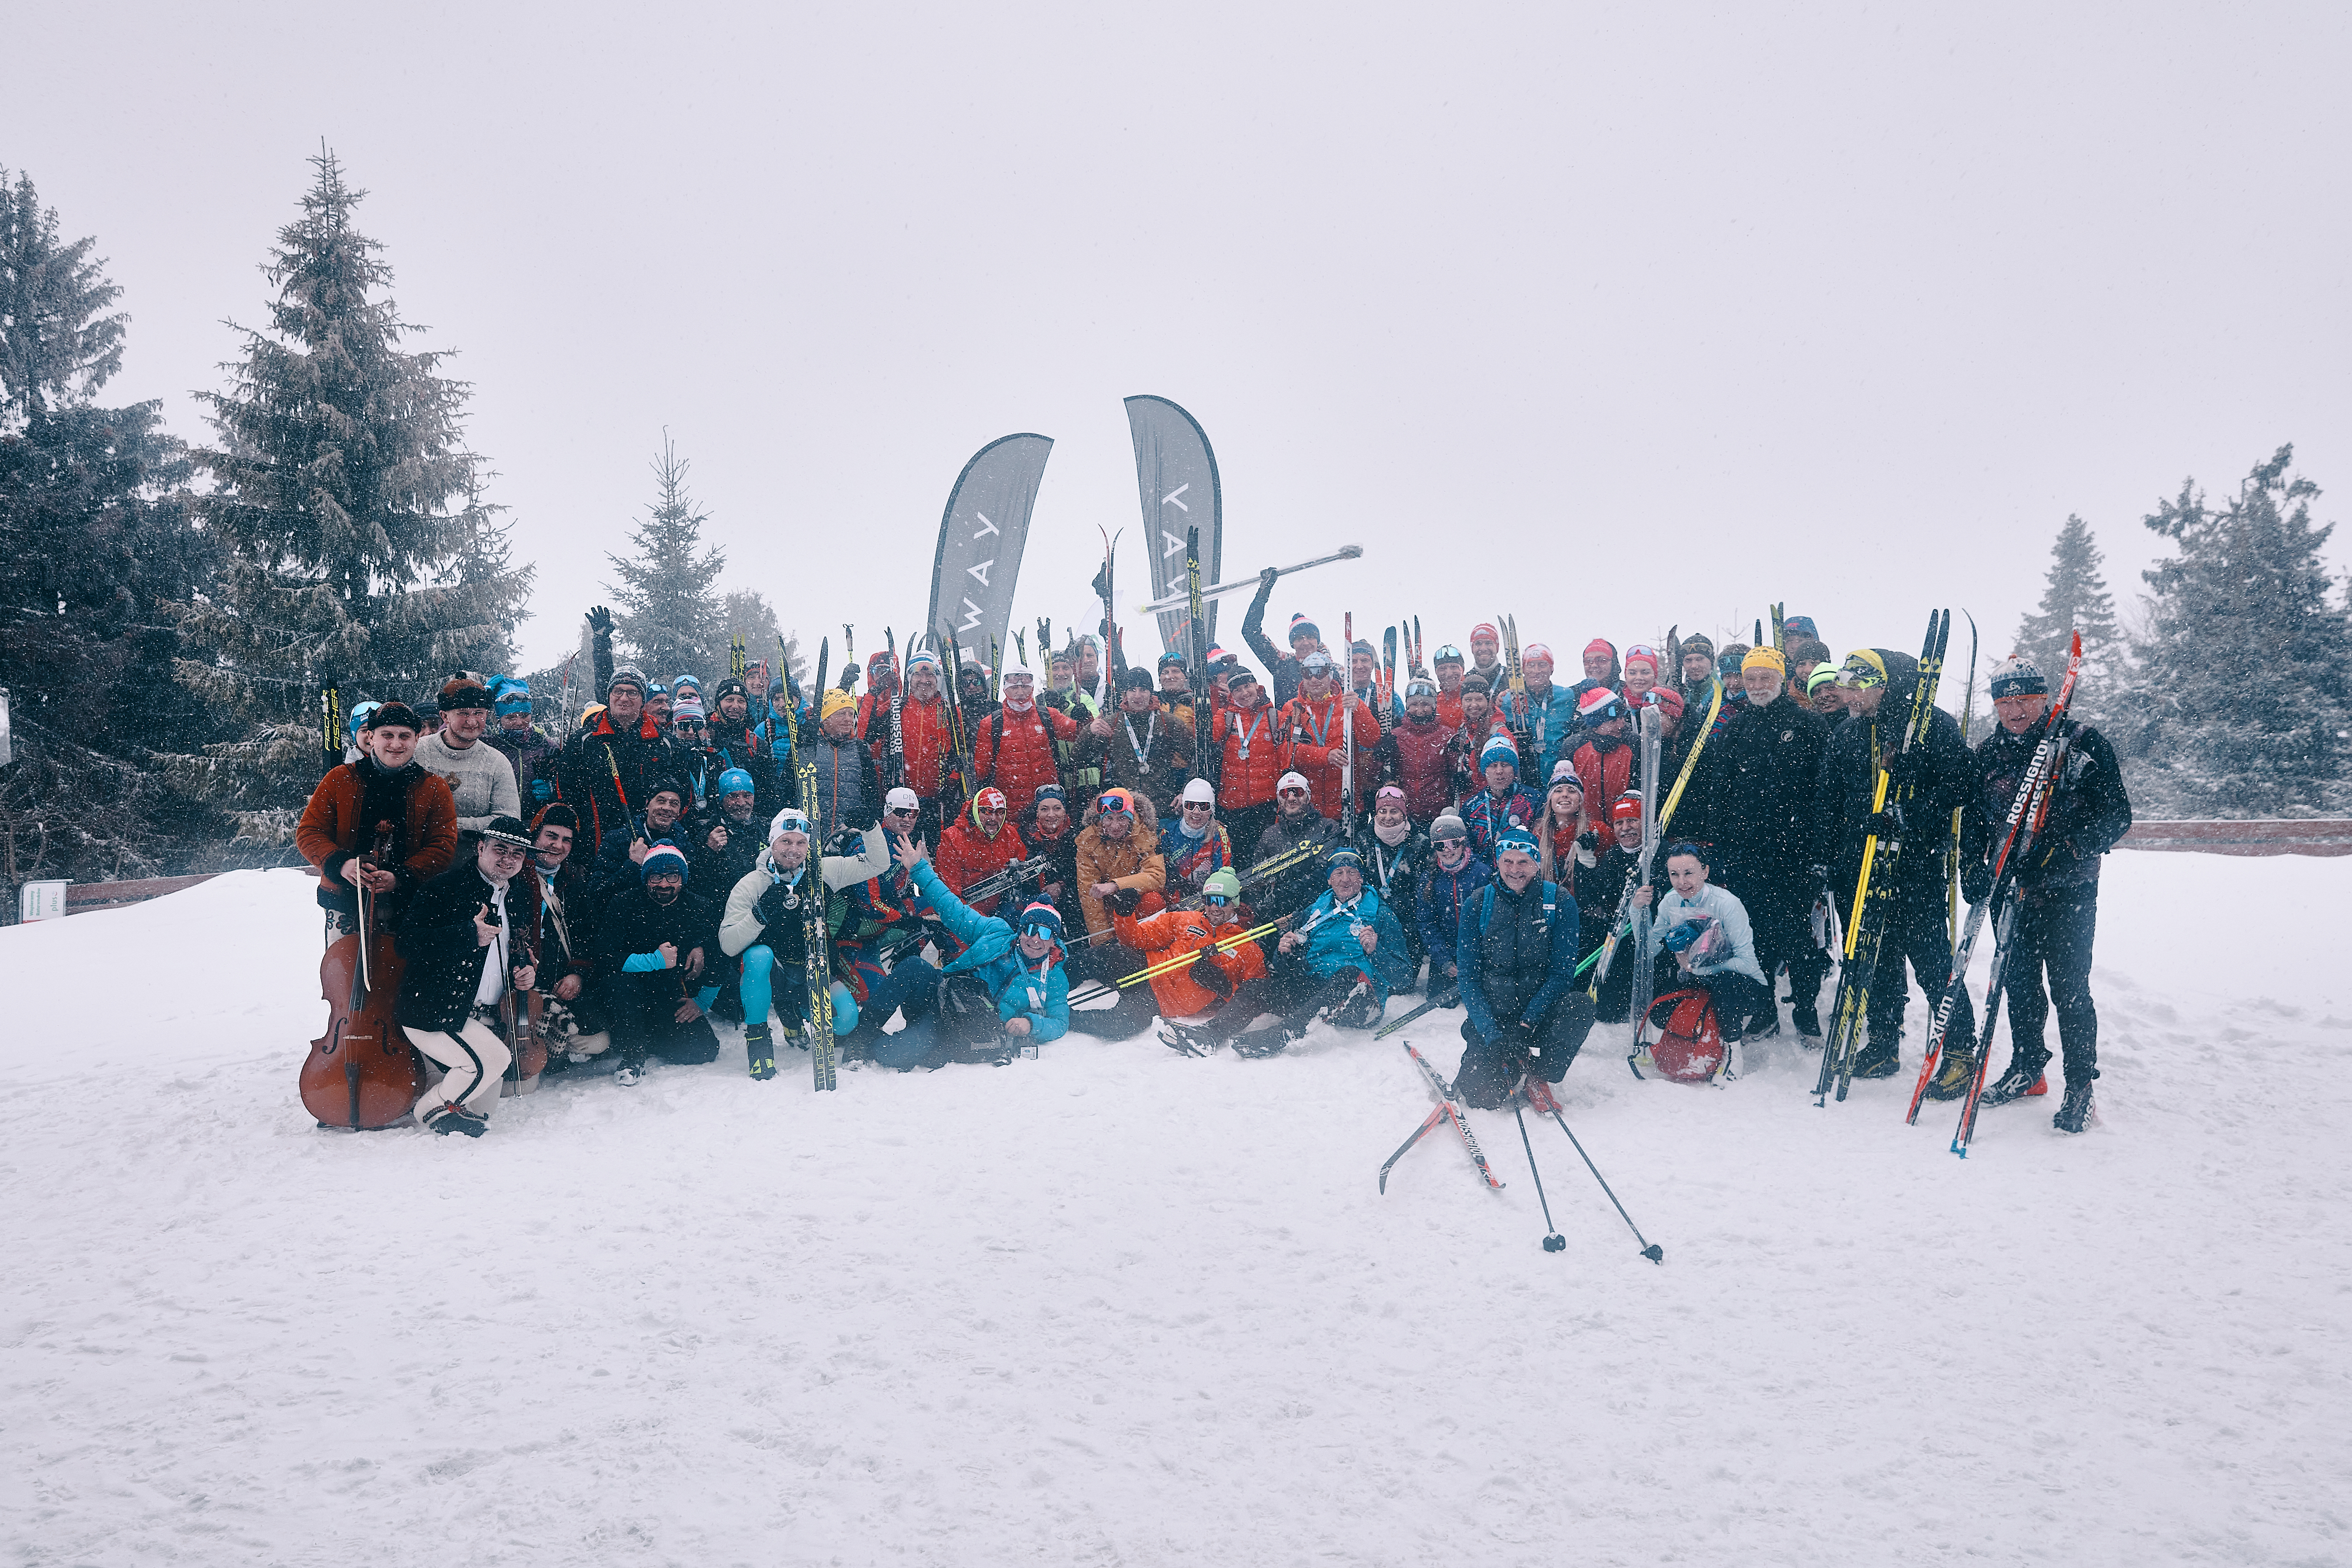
left=908, top=858, right=1070, bottom=1041
left=1297, top=886, right=1414, bottom=1007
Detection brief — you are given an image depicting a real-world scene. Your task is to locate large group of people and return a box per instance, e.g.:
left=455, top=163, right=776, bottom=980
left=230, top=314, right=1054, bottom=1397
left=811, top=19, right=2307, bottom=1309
left=300, top=565, right=2133, bottom=1142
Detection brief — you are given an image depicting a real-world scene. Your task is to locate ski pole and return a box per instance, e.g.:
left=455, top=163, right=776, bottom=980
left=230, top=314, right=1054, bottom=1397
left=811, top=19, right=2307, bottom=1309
left=1514, top=1094, right=1567, bottom=1253
left=1535, top=1091, right=1663, bottom=1263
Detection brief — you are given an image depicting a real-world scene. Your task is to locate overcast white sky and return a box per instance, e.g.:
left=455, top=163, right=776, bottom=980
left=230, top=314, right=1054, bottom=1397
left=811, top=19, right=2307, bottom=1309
left=11, top=2, right=2348, bottom=691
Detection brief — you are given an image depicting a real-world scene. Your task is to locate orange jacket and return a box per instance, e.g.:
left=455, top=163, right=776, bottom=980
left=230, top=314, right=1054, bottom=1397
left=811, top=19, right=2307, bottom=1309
left=1113, top=904, right=1270, bottom=1015
left=296, top=760, right=459, bottom=911
left=934, top=812, right=1030, bottom=916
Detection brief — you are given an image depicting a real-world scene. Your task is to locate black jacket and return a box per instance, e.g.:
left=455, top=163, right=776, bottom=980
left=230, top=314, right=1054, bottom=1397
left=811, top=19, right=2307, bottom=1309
left=1814, top=650, right=1972, bottom=893
left=1361, top=828, right=1430, bottom=937
left=1962, top=717, right=2132, bottom=892
left=1695, top=691, right=1830, bottom=871
left=557, top=720, right=682, bottom=853
left=593, top=881, right=721, bottom=984
left=396, top=862, right=540, bottom=1034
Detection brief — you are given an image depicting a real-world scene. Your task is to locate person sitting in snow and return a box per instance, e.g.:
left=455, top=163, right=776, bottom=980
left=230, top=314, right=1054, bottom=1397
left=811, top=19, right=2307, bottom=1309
left=1226, top=847, right=1411, bottom=1057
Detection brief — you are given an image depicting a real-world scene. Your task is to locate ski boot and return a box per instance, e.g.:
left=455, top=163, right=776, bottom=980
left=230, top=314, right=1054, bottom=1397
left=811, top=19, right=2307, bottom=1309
left=2052, top=1081, right=2094, bottom=1134
left=612, top=1062, right=644, bottom=1086
left=745, top=1024, right=777, bottom=1081
left=1158, top=1020, right=1220, bottom=1057
left=1850, top=1029, right=1902, bottom=1079
left=1792, top=1004, right=1823, bottom=1047
left=1230, top=1025, right=1296, bottom=1059
left=1923, top=1048, right=1979, bottom=1101
left=423, top=1101, right=489, bottom=1138
left=1981, top=1059, right=2049, bottom=1107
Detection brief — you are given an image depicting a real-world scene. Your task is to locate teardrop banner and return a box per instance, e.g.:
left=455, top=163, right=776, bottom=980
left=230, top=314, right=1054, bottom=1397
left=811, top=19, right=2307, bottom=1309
left=927, top=432, right=1054, bottom=666
left=1123, top=395, right=1223, bottom=658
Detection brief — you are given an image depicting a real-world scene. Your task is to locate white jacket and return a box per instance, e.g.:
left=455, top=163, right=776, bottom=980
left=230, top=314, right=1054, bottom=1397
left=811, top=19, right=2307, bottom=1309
left=1646, top=882, right=1766, bottom=985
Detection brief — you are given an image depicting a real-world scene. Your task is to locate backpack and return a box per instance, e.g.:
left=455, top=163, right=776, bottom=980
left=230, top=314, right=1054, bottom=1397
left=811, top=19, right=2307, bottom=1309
left=1643, top=989, right=1724, bottom=1083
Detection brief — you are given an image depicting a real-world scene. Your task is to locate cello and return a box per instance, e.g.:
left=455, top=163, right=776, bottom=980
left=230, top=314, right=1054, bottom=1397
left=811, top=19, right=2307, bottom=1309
left=302, top=823, right=422, bottom=1129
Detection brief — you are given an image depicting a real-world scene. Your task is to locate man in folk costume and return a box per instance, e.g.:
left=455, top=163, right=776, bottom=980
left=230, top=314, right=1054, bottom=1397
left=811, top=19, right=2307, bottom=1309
left=296, top=701, right=459, bottom=944
left=394, top=817, right=543, bottom=1136
left=523, top=803, right=614, bottom=1071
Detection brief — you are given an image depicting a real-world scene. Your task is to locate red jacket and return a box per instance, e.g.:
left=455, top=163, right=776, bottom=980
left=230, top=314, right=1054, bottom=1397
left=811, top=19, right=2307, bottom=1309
left=1113, top=904, right=1269, bottom=1017
left=1275, top=693, right=1380, bottom=821
left=1216, top=697, right=1285, bottom=809
left=934, top=811, right=1030, bottom=915
left=873, top=694, right=954, bottom=798
left=974, top=701, right=1077, bottom=807
left=1572, top=735, right=1637, bottom=852
left=1378, top=716, right=1461, bottom=821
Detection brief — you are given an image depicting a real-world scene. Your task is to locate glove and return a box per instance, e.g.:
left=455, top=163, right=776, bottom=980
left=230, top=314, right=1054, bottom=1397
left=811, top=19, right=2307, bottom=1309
left=1576, top=829, right=1599, bottom=852
left=1039, top=689, right=1067, bottom=711
left=1808, top=863, right=1831, bottom=885
left=1258, top=566, right=1279, bottom=591
left=1961, top=858, right=1993, bottom=905
left=1509, top=1018, right=1543, bottom=1071
left=1884, top=751, right=1923, bottom=791
left=754, top=880, right=795, bottom=926
left=1108, top=887, right=1144, bottom=917
left=840, top=661, right=861, bottom=689
left=531, top=778, right=554, bottom=803
left=586, top=606, right=613, bottom=636
left=1864, top=808, right=1903, bottom=835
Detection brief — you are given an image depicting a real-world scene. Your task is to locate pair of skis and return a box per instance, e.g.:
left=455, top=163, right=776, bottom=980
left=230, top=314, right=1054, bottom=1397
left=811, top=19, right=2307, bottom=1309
left=1906, top=630, right=2085, bottom=1153
left=1815, top=610, right=1950, bottom=1105
left=1587, top=671, right=1722, bottom=1006
left=795, top=746, right=838, bottom=1092
left=1379, top=1044, right=1664, bottom=1263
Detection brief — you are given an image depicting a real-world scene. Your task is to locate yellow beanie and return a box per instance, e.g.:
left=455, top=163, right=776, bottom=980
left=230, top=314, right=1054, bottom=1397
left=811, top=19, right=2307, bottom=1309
left=1742, top=647, right=1787, bottom=675
left=820, top=688, right=857, bottom=721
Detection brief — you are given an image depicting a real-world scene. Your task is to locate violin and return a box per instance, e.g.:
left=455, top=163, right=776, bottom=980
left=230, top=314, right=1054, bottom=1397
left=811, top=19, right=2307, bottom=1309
left=499, top=918, right=548, bottom=1097
left=302, top=823, right=421, bottom=1129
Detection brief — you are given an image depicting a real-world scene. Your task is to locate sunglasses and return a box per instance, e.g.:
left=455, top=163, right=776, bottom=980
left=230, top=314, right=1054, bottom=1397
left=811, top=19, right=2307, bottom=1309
left=1204, top=893, right=1234, bottom=908
left=1278, top=785, right=1308, bottom=796
left=888, top=807, right=920, bottom=819
left=1182, top=800, right=1214, bottom=811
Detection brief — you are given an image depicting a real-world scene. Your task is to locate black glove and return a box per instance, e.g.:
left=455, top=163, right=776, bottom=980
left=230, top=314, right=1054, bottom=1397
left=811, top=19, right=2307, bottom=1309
left=1576, top=829, right=1599, bottom=852
left=1038, top=688, right=1067, bottom=711
left=1962, top=858, right=1993, bottom=905
left=1508, top=1018, right=1543, bottom=1072
left=1108, top=887, right=1144, bottom=917
left=754, top=880, right=796, bottom=927
left=1864, top=808, right=1903, bottom=835
left=586, top=605, right=613, bottom=636
left=1258, top=566, right=1279, bottom=591
left=840, top=661, right=861, bottom=689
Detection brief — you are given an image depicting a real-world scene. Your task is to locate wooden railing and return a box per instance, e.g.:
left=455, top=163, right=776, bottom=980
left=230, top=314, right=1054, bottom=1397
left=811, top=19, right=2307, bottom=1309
left=2119, top=820, right=2352, bottom=857
left=63, top=873, right=226, bottom=911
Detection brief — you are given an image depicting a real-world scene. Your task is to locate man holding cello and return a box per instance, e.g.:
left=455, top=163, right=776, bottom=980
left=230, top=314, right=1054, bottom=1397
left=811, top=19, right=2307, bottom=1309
left=296, top=701, right=459, bottom=942
left=394, top=816, right=542, bottom=1137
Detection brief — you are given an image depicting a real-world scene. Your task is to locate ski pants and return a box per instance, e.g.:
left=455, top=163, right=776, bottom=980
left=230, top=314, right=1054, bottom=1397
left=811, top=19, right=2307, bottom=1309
left=846, top=952, right=939, bottom=1043
left=1064, top=944, right=1160, bottom=1038
left=740, top=944, right=860, bottom=1038
left=605, top=974, right=722, bottom=1069
left=1861, top=882, right=1974, bottom=1054
left=411, top=1014, right=511, bottom=1126
left=1453, top=992, right=1597, bottom=1109
left=1680, top=967, right=1775, bottom=1040
left=876, top=974, right=1006, bottom=1069
left=1268, top=952, right=1383, bottom=1032
left=1722, top=857, right=1830, bottom=1025
left=2002, top=884, right=2100, bottom=1085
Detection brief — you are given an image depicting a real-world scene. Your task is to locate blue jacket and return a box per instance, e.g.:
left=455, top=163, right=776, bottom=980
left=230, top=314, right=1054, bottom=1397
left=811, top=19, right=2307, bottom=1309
left=1297, top=887, right=1414, bottom=1006
left=1459, top=785, right=1542, bottom=860
left=908, top=858, right=1070, bottom=1042
left=1417, top=853, right=1494, bottom=969
left=1496, top=683, right=1581, bottom=774
left=1456, top=877, right=1582, bottom=1041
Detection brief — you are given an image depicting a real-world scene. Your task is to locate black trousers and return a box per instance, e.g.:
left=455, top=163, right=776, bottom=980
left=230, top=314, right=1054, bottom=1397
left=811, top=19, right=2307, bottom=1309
left=606, top=973, right=721, bottom=1068
left=1857, top=882, right=1973, bottom=1057
left=1722, top=857, right=1830, bottom=1025
left=1064, top=944, right=1161, bottom=1038
left=2002, top=883, right=2100, bottom=1084
left=1454, top=992, right=1598, bottom=1109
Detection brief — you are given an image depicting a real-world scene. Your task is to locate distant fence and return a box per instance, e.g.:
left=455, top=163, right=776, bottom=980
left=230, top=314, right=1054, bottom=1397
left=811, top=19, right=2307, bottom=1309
left=2120, top=820, right=2352, bottom=857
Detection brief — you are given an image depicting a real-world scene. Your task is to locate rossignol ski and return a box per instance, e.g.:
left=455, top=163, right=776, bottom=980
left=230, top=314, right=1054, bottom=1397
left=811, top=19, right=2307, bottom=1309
left=1945, top=631, right=2087, bottom=1155
left=1815, top=609, right=1950, bottom=1106
left=797, top=747, right=837, bottom=1092
left=1906, top=629, right=2081, bottom=1125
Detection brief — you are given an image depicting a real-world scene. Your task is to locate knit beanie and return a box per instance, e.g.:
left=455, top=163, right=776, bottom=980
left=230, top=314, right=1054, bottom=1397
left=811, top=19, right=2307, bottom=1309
left=1481, top=734, right=1519, bottom=767
left=1989, top=655, right=2048, bottom=700
left=640, top=841, right=689, bottom=884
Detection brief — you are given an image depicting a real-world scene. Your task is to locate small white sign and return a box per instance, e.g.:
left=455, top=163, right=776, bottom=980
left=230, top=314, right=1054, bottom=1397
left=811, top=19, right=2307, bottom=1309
left=18, top=880, right=69, bottom=922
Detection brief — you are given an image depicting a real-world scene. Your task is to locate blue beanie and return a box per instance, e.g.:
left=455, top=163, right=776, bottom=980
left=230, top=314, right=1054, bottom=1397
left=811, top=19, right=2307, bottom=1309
left=717, top=767, right=756, bottom=797
left=1481, top=734, right=1519, bottom=767
left=1495, top=826, right=1539, bottom=858
left=490, top=676, right=532, bottom=716
left=640, top=841, right=689, bottom=884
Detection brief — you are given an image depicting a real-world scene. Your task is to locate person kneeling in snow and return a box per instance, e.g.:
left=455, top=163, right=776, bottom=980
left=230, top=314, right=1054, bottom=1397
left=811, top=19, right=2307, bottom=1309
left=880, top=834, right=1069, bottom=1069
left=395, top=817, right=542, bottom=1136
left=1228, top=848, right=1412, bottom=1057
left=593, top=841, right=722, bottom=1085
left=1452, top=827, right=1596, bottom=1109
left=717, top=809, right=864, bottom=1081
left=1628, top=840, right=1772, bottom=1045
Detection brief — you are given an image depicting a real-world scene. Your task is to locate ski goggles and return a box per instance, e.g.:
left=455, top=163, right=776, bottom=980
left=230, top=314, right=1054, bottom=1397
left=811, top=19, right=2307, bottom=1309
left=1203, top=892, right=1235, bottom=908
left=886, top=804, right=921, bottom=819
left=1432, top=645, right=1464, bottom=666
left=1181, top=798, right=1215, bottom=812
left=1095, top=792, right=1134, bottom=816
left=1404, top=680, right=1437, bottom=699
left=1836, top=651, right=1889, bottom=690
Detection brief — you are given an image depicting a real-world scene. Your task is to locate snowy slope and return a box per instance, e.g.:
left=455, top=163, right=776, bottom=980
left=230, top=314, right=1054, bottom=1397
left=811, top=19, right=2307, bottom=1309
left=3, top=854, right=2347, bottom=1567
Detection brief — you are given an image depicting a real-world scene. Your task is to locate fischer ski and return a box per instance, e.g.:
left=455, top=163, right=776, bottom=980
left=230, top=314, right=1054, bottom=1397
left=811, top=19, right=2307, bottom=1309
left=1816, top=610, right=1950, bottom=1106
left=797, top=747, right=838, bottom=1092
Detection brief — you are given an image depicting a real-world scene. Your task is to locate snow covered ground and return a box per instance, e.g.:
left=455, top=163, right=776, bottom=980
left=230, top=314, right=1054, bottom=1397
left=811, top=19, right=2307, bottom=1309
left=4, top=850, right=2347, bottom=1567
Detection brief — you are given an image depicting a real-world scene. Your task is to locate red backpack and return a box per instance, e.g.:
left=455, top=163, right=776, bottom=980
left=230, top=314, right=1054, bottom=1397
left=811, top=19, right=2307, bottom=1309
left=1644, top=989, right=1725, bottom=1084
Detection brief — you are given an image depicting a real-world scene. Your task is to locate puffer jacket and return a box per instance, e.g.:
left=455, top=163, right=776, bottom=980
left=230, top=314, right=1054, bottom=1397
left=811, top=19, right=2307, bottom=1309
left=1294, top=887, right=1413, bottom=1007
left=1073, top=799, right=1168, bottom=937
left=1417, top=852, right=1494, bottom=973
left=1113, top=903, right=1270, bottom=1017
left=907, top=857, right=1069, bottom=1041
left=1376, top=716, right=1461, bottom=822
left=935, top=805, right=1031, bottom=915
